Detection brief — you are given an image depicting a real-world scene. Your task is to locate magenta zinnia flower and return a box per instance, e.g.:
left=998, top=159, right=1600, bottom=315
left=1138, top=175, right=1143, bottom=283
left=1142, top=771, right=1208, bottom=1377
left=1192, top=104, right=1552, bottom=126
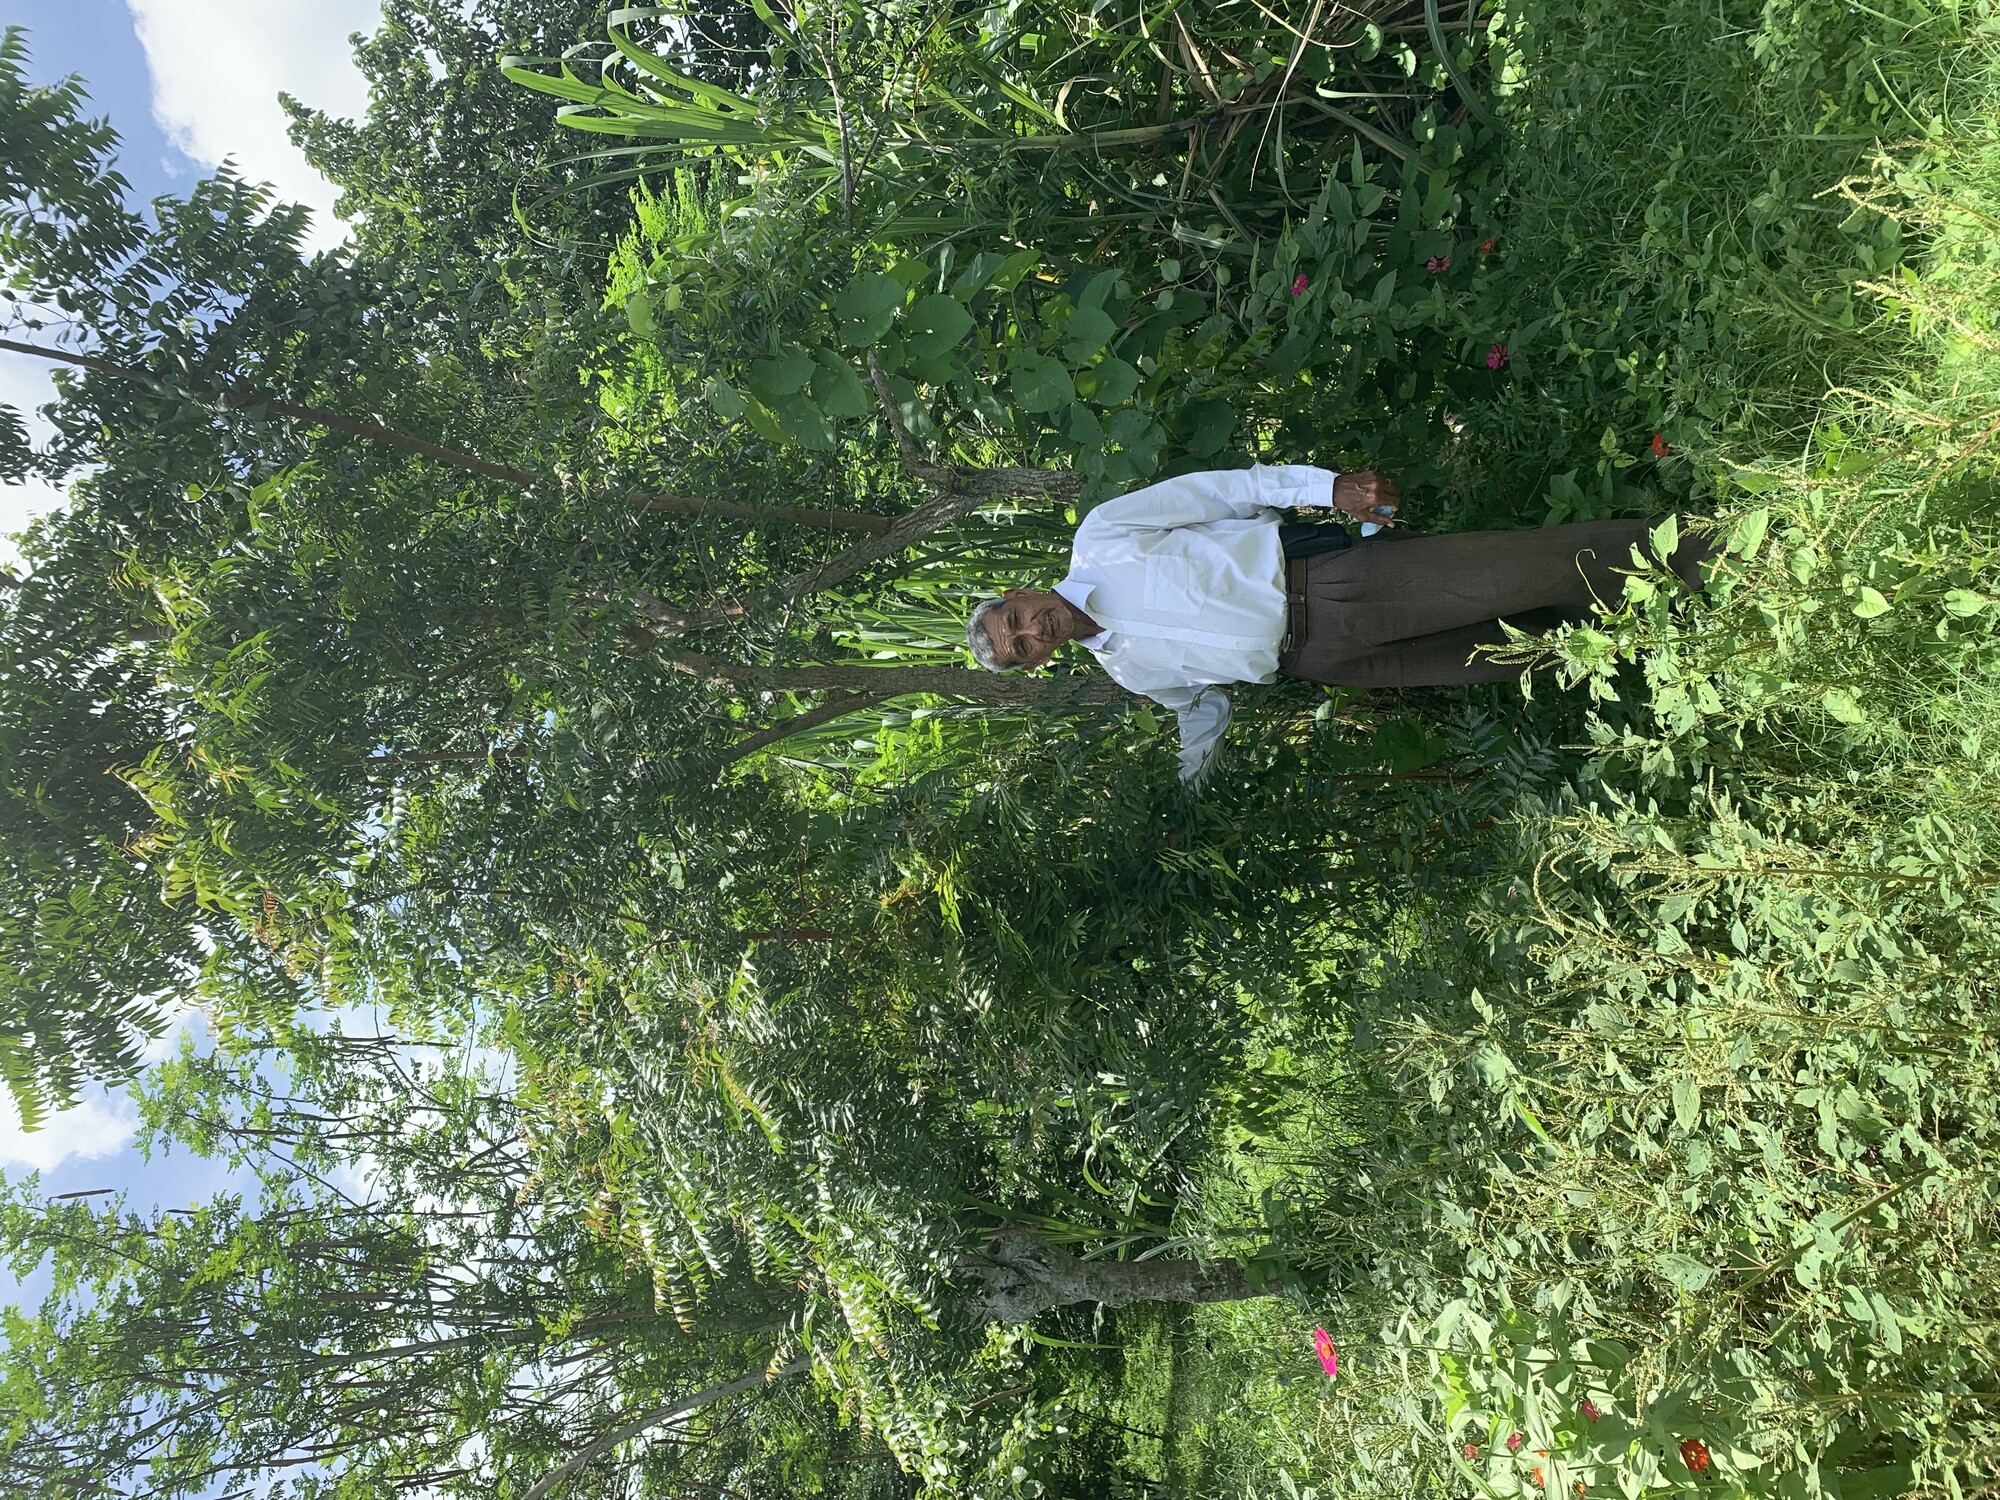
left=1312, top=1327, right=1339, bottom=1377
left=1486, top=343, right=1509, bottom=369
left=1427, top=255, right=1451, bottom=273
left=1290, top=273, right=1309, bottom=297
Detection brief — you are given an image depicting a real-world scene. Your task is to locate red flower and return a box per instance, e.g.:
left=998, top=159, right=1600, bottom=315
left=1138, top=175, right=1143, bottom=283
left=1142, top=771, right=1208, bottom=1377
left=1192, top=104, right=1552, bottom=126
left=1486, top=343, right=1509, bottom=370
left=1579, top=1398, right=1602, bottom=1422
left=1479, top=236, right=1497, bottom=255
left=1680, top=1437, right=1712, bottom=1473
left=1426, top=255, right=1452, bottom=273
left=1651, top=433, right=1670, bottom=457
left=1290, top=273, right=1309, bottom=297
left=1463, top=1442, right=1480, bottom=1460
left=1507, top=1432, right=1525, bottom=1452
left=1312, top=1326, right=1339, bottom=1377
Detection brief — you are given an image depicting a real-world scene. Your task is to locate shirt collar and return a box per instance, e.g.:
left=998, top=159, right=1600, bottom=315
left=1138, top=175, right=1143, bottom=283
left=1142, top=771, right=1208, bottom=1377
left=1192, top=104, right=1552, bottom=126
left=1052, top=576, right=1109, bottom=648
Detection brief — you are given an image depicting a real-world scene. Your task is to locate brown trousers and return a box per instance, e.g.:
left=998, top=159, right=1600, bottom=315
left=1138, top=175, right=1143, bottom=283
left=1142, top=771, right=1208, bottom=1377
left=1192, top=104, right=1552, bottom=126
left=1279, top=520, right=1714, bottom=688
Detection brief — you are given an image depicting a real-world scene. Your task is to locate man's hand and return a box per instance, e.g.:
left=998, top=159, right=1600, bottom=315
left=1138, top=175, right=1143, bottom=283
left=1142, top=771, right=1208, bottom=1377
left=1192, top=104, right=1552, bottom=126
left=1331, top=470, right=1401, bottom=527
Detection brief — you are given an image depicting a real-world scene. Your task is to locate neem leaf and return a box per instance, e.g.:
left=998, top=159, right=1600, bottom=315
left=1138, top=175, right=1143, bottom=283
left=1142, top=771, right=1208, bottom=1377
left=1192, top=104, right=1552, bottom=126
left=704, top=377, right=747, bottom=421
left=834, top=272, right=905, bottom=346
left=1061, top=306, right=1117, bottom=366
left=748, top=346, right=815, bottom=397
left=1010, top=351, right=1074, bottom=414
left=810, top=350, right=870, bottom=419
left=905, top=293, right=974, bottom=358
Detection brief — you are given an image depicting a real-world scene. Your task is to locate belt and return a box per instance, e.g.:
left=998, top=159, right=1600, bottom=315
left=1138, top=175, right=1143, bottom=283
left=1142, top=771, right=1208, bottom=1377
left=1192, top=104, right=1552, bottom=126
left=1280, top=557, right=1310, bottom=655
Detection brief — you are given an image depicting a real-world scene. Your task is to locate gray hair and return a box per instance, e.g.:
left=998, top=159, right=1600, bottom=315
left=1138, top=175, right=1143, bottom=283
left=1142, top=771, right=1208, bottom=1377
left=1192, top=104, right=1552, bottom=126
left=966, top=597, right=1010, bottom=672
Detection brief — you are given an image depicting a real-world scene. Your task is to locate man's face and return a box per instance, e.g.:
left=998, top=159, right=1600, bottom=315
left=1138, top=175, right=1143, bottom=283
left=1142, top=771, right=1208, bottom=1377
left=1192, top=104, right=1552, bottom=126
left=983, top=589, right=1073, bottom=669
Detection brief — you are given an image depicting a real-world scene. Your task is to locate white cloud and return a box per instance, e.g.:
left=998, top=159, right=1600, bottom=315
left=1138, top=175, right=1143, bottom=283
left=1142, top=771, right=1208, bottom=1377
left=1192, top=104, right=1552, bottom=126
left=124, top=0, right=381, bottom=252
left=0, top=1087, right=137, bottom=1173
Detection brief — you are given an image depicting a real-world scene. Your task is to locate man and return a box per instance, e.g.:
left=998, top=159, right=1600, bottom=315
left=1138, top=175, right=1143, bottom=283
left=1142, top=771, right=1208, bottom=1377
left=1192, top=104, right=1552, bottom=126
left=964, top=463, right=1712, bottom=781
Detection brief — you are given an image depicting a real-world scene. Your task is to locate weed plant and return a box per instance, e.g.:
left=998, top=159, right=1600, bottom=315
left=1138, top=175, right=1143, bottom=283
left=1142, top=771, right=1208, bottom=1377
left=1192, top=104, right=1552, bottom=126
left=1047, top=2, right=2000, bottom=1498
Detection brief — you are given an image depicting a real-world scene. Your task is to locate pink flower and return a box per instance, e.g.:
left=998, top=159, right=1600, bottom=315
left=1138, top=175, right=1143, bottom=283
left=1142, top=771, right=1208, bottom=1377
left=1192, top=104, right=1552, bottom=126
left=1463, top=1442, right=1480, bottom=1460
left=1427, top=255, right=1452, bottom=273
left=1486, top=343, right=1509, bottom=370
left=1507, top=1432, right=1525, bottom=1452
left=1312, top=1327, right=1339, bottom=1377
left=1290, top=273, right=1309, bottom=297
left=1579, top=1398, right=1602, bottom=1422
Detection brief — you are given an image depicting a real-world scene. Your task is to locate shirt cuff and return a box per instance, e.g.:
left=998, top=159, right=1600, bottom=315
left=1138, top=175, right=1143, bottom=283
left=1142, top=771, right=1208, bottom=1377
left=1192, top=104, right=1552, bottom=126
left=1256, top=464, right=1340, bottom=508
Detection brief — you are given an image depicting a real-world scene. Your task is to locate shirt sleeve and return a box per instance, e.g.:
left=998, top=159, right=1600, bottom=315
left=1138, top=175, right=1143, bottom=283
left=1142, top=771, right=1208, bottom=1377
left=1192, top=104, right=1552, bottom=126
left=1078, top=464, right=1339, bottom=535
left=1149, top=683, right=1233, bottom=783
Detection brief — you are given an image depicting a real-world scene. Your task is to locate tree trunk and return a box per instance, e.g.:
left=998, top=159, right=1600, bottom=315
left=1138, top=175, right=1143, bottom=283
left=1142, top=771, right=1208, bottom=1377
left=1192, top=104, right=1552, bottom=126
left=953, top=1231, right=1276, bottom=1324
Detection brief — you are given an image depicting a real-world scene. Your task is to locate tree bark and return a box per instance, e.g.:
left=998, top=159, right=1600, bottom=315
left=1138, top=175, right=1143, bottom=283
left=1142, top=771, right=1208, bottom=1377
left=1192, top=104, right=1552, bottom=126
left=954, top=1231, right=1275, bottom=1324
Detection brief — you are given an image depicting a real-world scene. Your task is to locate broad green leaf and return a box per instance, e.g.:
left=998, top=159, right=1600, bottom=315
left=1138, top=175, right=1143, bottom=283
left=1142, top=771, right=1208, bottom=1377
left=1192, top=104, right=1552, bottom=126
left=624, top=290, right=656, bottom=337
left=1010, top=351, right=1073, bottom=414
left=1944, top=588, right=1991, bottom=617
left=904, top=294, right=974, bottom=359
left=1652, top=1252, right=1715, bottom=1292
left=833, top=272, right=905, bottom=346
left=1061, top=306, right=1116, bottom=366
left=1821, top=688, right=1866, bottom=724
left=810, top=351, right=870, bottom=419
left=703, top=377, right=746, bottom=421
left=1851, top=586, right=1891, bottom=619
left=1728, top=506, right=1769, bottom=559
left=1087, top=358, right=1141, bottom=407
left=1184, top=399, right=1236, bottom=458
left=767, top=389, right=833, bottom=450
left=740, top=393, right=786, bottom=444
left=1649, top=515, right=1679, bottom=565
left=988, top=248, right=1044, bottom=293
left=1672, top=1075, right=1701, bottom=1131
left=747, top=346, right=814, bottom=397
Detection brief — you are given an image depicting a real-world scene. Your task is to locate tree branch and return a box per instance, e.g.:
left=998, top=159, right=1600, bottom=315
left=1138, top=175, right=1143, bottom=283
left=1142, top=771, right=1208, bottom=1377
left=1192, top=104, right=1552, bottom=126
left=656, top=645, right=1126, bottom=709
left=517, top=1357, right=810, bottom=1500
left=719, top=691, right=893, bottom=765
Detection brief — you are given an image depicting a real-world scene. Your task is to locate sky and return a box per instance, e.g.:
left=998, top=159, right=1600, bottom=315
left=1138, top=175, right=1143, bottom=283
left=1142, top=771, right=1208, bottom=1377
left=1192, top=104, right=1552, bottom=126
left=1, top=0, right=379, bottom=1229
left=0, top=0, right=380, bottom=560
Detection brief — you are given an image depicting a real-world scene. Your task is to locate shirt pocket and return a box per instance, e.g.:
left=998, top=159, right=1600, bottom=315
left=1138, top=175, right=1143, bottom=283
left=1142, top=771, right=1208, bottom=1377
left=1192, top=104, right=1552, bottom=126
left=1141, top=551, right=1204, bottom=611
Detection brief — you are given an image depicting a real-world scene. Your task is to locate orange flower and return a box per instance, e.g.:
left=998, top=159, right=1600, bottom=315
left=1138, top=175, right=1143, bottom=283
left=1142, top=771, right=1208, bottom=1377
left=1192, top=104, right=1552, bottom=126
left=1680, top=1437, right=1712, bottom=1473
left=1651, top=433, right=1670, bottom=457
left=1479, top=236, right=1497, bottom=255
left=1532, top=1466, right=1546, bottom=1487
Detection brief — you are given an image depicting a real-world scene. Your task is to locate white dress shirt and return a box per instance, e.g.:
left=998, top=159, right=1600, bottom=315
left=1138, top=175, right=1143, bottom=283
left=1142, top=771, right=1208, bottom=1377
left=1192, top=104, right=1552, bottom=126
left=1053, top=463, right=1343, bottom=781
